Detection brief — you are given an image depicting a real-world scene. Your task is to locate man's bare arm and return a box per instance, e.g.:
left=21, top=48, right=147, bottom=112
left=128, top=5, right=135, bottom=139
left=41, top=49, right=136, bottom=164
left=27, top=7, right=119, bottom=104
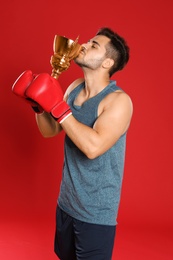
left=36, top=112, right=62, bottom=137
left=61, top=92, right=133, bottom=159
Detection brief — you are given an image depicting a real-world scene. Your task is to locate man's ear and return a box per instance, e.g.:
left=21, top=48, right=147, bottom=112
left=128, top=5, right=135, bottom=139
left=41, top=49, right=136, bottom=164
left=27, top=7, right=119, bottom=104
left=102, top=58, right=114, bottom=69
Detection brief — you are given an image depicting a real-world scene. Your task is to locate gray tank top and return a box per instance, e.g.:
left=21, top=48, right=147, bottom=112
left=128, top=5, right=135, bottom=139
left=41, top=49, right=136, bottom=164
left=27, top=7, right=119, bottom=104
left=58, top=80, right=126, bottom=225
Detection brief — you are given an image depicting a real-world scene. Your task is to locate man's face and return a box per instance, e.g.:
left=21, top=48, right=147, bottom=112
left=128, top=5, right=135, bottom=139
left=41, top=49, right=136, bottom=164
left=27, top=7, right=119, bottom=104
left=75, top=35, right=110, bottom=70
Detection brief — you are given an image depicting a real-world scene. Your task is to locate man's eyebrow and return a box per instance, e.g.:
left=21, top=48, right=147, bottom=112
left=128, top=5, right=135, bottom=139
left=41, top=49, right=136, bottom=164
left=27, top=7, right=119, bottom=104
left=89, top=40, right=100, bottom=46
left=92, top=40, right=100, bottom=46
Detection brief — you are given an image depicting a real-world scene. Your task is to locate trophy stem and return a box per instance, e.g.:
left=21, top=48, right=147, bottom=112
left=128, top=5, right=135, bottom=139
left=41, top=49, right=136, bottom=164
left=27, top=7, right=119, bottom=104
left=51, top=70, right=61, bottom=79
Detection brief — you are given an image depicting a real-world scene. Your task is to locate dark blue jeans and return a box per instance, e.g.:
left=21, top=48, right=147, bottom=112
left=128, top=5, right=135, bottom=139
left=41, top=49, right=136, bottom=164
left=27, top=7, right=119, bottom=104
left=54, top=206, right=116, bottom=260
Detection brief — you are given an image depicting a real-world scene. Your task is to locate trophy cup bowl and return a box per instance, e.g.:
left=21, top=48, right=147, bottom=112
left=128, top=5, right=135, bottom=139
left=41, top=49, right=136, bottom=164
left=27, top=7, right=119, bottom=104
left=50, top=35, right=82, bottom=79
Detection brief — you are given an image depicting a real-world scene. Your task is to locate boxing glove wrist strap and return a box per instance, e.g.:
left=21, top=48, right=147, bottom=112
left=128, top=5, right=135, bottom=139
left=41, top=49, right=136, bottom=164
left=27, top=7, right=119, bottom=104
left=51, top=101, right=72, bottom=123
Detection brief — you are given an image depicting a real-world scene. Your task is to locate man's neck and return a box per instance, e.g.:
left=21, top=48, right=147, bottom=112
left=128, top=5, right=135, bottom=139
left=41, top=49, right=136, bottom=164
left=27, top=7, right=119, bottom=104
left=83, top=71, right=110, bottom=97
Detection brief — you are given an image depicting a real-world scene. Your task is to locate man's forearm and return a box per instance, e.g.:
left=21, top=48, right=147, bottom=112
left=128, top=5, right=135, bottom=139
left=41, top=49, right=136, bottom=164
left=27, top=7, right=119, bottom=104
left=36, top=112, right=62, bottom=137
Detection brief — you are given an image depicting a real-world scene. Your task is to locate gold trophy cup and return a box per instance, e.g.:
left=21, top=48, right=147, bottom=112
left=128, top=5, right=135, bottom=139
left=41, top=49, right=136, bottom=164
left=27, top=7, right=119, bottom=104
left=50, top=35, right=82, bottom=79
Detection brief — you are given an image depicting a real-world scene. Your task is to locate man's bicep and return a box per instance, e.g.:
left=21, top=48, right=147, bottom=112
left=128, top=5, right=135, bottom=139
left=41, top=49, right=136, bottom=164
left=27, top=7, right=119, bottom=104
left=93, top=94, right=133, bottom=151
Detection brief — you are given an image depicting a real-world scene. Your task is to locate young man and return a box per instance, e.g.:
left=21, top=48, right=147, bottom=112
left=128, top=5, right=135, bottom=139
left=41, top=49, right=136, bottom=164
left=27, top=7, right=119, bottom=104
left=12, top=27, right=133, bottom=259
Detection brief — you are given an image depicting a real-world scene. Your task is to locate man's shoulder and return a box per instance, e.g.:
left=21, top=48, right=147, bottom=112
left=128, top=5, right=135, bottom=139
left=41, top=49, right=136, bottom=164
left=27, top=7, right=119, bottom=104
left=69, top=78, right=84, bottom=91
left=103, top=88, right=132, bottom=104
left=64, top=78, right=84, bottom=100
left=99, top=89, right=133, bottom=119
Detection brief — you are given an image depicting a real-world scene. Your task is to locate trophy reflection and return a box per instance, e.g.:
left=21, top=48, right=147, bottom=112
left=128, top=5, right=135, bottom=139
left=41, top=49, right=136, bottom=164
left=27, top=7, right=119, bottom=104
left=50, top=35, right=82, bottom=79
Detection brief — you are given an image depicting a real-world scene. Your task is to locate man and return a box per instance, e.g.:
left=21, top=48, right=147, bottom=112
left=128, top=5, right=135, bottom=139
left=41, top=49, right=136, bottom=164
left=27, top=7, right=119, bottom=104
left=12, top=27, right=133, bottom=260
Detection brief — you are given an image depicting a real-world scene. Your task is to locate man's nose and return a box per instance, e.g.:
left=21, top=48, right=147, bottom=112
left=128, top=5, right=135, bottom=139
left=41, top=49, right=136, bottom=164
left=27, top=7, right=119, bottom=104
left=81, top=42, right=90, bottom=50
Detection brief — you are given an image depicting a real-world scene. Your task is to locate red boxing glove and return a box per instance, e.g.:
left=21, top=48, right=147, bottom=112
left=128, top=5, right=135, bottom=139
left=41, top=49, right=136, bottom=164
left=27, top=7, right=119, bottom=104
left=12, top=70, right=44, bottom=114
left=26, top=73, right=72, bottom=123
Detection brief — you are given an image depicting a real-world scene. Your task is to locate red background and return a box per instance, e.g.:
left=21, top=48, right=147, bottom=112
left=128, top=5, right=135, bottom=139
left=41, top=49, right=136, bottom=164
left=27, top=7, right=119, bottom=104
left=0, top=0, right=173, bottom=259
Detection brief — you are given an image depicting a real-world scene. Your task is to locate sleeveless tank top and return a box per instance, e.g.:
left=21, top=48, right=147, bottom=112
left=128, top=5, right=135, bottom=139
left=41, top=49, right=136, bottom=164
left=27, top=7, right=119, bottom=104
left=58, top=80, right=126, bottom=225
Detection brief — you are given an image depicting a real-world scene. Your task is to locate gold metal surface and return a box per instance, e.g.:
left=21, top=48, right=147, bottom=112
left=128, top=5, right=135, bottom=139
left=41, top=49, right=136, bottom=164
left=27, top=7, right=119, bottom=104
left=50, top=35, right=82, bottom=79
